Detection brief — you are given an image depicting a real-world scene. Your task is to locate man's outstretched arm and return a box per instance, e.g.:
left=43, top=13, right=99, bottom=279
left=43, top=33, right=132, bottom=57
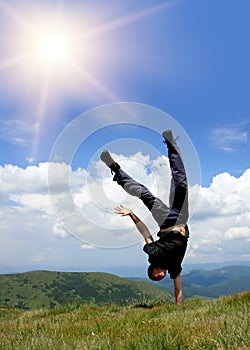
left=114, top=205, right=154, bottom=244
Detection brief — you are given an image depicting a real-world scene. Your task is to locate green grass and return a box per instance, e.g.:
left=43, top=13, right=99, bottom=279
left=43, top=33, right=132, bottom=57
left=0, top=291, right=249, bottom=349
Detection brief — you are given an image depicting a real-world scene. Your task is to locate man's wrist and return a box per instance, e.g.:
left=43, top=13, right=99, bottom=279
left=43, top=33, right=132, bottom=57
left=129, top=210, right=136, bottom=218
left=129, top=211, right=140, bottom=224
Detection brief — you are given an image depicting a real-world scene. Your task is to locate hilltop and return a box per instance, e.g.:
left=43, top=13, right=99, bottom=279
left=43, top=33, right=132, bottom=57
left=0, top=270, right=171, bottom=309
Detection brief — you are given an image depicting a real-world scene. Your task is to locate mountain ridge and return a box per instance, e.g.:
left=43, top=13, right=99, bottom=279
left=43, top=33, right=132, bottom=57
left=156, top=265, right=250, bottom=298
left=1, top=265, right=249, bottom=310
left=0, top=270, right=171, bottom=309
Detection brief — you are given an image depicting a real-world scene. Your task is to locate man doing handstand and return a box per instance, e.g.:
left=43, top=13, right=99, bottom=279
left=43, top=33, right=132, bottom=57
left=100, top=130, right=189, bottom=305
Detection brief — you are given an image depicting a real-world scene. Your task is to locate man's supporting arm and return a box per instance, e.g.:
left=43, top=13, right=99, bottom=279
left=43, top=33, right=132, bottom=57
left=174, top=274, right=183, bottom=305
left=114, top=205, right=154, bottom=244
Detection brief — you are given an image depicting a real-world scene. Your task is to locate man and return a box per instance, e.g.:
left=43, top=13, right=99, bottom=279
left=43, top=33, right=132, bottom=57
left=100, top=130, right=189, bottom=305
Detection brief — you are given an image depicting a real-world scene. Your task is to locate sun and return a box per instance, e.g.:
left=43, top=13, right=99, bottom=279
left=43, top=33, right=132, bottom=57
left=38, top=33, right=69, bottom=64
left=34, top=28, right=74, bottom=67
left=0, top=1, right=174, bottom=162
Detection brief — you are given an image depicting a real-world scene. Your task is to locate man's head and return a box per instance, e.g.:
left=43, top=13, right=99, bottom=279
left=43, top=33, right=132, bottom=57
left=148, top=264, right=166, bottom=281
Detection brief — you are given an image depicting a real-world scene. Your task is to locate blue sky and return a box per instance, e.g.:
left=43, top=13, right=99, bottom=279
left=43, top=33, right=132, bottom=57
left=0, top=0, right=249, bottom=274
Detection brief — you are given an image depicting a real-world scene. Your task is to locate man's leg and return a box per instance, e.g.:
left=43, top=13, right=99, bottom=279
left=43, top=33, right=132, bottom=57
left=161, top=131, right=189, bottom=228
left=116, top=169, right=170, bottom=225
left=100, top=150, right=170, bottom=227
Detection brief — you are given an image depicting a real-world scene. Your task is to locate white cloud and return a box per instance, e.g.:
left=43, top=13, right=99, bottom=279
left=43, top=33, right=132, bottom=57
left=0, top=117, right=39, bottom=145
left=26, top=157, right=34, bottom=163
left=80, top=244, right=95, bottom=250
left=188, top=169, right=250, bottom=261
left=194, top=170, right=250, bottom=218
left=210, top=122, right=248, bottom=152
left=0, top=154, right=250, bottom=269
left=52, top=222, right=70, bottom=238
left=225, top=226, right=250, bottom=240
left=0, top=163, right=49, bottom=196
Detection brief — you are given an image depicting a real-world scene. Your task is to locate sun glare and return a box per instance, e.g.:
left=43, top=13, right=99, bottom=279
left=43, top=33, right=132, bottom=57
left=35, top=29, right=73, bottom=67
left=0, top=1, right=175, bottom=162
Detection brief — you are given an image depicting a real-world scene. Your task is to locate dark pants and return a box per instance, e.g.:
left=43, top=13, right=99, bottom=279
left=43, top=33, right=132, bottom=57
left=114, top=143, right=189, bottom=230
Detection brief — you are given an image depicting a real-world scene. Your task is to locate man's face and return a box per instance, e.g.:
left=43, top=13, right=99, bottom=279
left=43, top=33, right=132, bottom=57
left=152, top=267, right=166, bottom=281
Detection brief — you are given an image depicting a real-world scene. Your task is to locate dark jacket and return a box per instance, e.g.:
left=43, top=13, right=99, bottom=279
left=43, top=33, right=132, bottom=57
left=143, top=230, right=188, bottom=279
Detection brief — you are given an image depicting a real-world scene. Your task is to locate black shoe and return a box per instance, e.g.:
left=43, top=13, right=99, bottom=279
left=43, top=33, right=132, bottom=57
left=162, top=130, right=174, bottom=144
left=100, top=150, right=120, bottom=172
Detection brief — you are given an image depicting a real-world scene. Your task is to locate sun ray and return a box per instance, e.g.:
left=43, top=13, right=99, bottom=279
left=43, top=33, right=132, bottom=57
left=75, top=1, right=178, bottom=40
left=31, top=68, right=53, bottom=161
left=0, top=0, right=34, bottom=33
left=0, top=52, right=37, bottom=71
left=69, top=60, right=121, bottom=102
left=0, top=0, right=180, bottom=164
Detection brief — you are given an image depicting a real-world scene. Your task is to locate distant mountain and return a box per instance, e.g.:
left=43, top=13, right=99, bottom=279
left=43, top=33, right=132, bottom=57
left=0, top=270, right=172, bottom=310
left=1, top=261, right=249, bottom=276
left=1, top=266, right=249, bottom=310
left=157, top=265, right=250, bottom=298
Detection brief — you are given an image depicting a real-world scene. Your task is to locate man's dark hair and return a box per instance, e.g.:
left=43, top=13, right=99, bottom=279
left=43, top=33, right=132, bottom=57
left=147, top=264, right=156, bottom=281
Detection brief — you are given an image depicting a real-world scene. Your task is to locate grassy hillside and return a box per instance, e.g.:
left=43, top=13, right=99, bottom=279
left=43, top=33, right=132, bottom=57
left=0, top=270, right=171, bottom=309
left=0, top=291, right=249, bottom=350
